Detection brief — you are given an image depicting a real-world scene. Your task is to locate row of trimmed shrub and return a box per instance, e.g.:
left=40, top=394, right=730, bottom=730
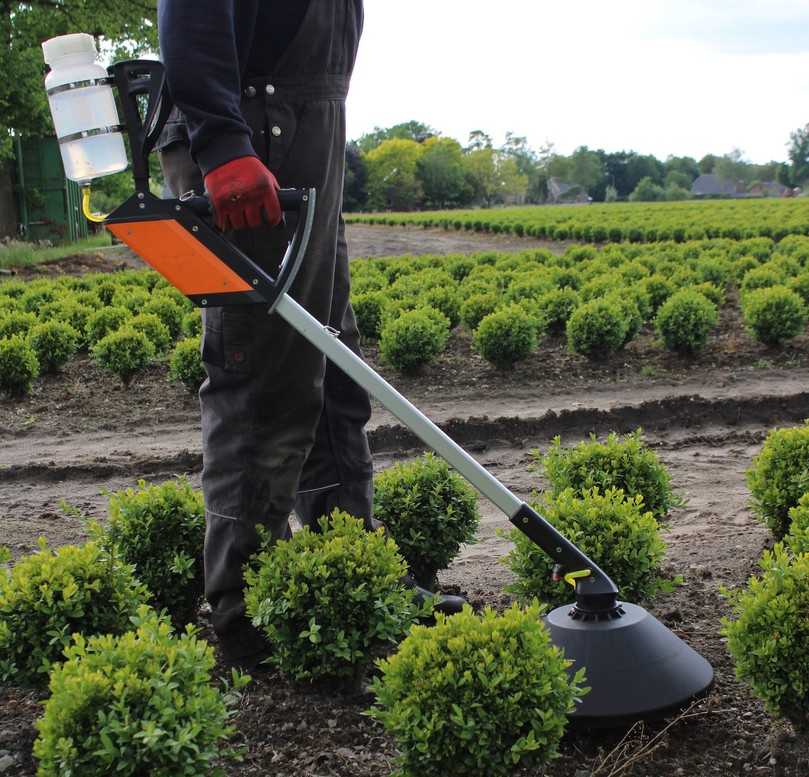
left=4, top=424, right=809, bottom=772
left=0, top=433, right=677, bottom=775
left=344, top=197, right=809, bottom=244
left=0, top=269, right=205, bottom=396
left=350, top=234, right=809, bottom=374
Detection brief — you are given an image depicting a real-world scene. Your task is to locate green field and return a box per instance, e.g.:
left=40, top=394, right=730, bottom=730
left=345, top=198, right=809, bottom=243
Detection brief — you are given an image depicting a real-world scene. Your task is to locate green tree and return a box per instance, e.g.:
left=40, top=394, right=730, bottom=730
left=356, top=121, right=435, bottom=154
left=698, top=153, right=719, bottom=174
left=664, top=155, right=700, bottom=182
left=715, top=148, right=749, bottom=185
left=466, top=129, right=493, bottom=151
left=568, top=146, right=606, bottom=199
left=463, top=147, right=498, bottom=206
left=343, top=142, right=368, bottom=211
left=629, top=176, right=664, bottom=202
left=788, top=124, right=809, bottom=185
left=1, top=1, right=158, bottom=160
left=366, top=138, right=424, bottom=210
left=665, top=170, right=692, bottom=190
left=416, top=136, right=467, bottom=208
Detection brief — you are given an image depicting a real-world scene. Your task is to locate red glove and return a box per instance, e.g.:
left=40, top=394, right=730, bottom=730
left=203, top=155, right=282, bottom=231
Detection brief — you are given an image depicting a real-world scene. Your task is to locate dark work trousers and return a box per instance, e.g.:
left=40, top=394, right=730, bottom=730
left=159, top=0, right=373, bottom=662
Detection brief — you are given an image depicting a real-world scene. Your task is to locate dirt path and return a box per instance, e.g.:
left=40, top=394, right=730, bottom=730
left=5, top=223, right=562, bottom=280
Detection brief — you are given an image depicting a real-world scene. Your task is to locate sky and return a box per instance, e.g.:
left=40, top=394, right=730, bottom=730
left=347, top=0, right=809, bottom=164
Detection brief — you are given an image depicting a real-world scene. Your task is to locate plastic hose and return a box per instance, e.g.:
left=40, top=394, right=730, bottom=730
left=81, top=186, right=108, bottom=224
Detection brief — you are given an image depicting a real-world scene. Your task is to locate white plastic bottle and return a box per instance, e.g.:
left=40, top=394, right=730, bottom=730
left=42, top=33, right=128, bottom=184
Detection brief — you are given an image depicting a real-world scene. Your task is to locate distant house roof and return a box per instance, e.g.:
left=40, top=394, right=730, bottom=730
left=748, top=181, right=789, bottom=197
left=548, top=177, right=589, bottom=203
left=691, top=174, right=740, bottom=197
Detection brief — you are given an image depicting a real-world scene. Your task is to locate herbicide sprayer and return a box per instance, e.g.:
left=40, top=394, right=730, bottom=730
left=43, top=33, right=713, bottom=725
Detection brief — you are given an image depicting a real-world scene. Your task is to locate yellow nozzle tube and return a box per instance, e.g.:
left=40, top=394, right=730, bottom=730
left=81, top=186, right=108, bottom=224
left=564, top=568, right=592, bottom=588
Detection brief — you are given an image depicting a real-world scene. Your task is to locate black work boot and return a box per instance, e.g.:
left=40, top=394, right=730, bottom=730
left=401, top=574, right=466, bottom=616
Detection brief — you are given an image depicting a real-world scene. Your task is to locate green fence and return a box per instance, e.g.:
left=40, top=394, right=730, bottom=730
left=14, top=136, right=88, bottom=244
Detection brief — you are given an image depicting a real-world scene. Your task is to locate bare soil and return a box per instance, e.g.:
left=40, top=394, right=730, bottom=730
left=2, top=226, right=809, bottom=776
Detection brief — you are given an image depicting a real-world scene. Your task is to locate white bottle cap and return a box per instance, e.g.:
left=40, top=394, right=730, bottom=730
left=42, top=33, right=98, bottom=66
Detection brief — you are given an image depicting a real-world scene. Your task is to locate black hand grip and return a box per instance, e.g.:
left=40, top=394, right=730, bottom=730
left=181, top=188, right=307, bottom=222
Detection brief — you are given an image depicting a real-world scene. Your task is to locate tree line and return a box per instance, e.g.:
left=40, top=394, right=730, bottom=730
left=344, top=121, right=809, bottom=212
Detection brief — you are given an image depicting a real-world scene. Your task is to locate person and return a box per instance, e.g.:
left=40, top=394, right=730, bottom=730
left=156, top=0, right=463, bottom=670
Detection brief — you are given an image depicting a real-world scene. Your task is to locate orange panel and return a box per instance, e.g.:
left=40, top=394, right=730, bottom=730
left=107, top=219, right=252, bottom=296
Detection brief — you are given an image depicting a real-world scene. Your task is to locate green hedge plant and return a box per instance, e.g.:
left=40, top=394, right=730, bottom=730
left=368, top=603, right=586, bottom=777
left=129, top=312, right=172, bottom=353
left=101, top=478, right=206, bottom=626
left=747, top=423, right=809, bottom=538
left=538, top=431, right=680, bottom=521
left=34, top=607, right=249, bottom=776
left=85, top=305, right=131, bottom=345
left=566, top=297, right=628, bottom=360
left=92, top=326, right=155, bottom=385
left=0, top=538, right=149, bottom=687
left=505, top=488, right=666, bottom=607
left=723, top=546, right=809, bottom=733
left=353, top=290, right=388, bottom=341
left=533, top=287, right=580, bottom=334
left=786, top=493, right=809, bottom=555
left=459, top=291, right=499, bottom=331
left=373, top=453, right=479, bottom=587
left=742, top=285, right=808, bottom=346
left=169, top=336, right=206, bottom=391
left=27, top=320, right=79, bottom=372
left=0, top=310, right=38, bottom=340
left=0, top=334, right=39, bottom=396
left=655, top=288, right=717, bottom=354
left=379, top=307, right=449, bottom=373
left=244, top=511, right=422, bottom=682
left=474, top=304, right=537, bottom=369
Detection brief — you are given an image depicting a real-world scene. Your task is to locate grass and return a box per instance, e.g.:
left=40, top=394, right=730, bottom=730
left=0, top=232, right=112, bottom=269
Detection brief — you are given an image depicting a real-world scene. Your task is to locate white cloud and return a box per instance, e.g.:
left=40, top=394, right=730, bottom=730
left=347, top=0, right=809, bottom=162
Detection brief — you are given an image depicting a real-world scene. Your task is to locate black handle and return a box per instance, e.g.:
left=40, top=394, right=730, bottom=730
left=181, top=189, right=308, bottom=220
left=107, top=59, right=171, bottom=192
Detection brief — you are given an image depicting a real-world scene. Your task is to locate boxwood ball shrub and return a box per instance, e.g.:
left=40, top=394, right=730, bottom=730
left=143, top=296, right=184, bottom=338
left=566, top=297, right=628, bottom=360
left=27, top=320, right=79, bottom=372
left=723, top=546, right=809, bottom=733
left=747, top=423, right=809, bottom=538
left=244, top=511, right=421, bottom=682
left=786, top=493, right=809, bottom=556
left=181, top=308, right=203, bottom=338
left=103, top=478, right=206, bottom=626
left=33, top=607, right=249, bottom=777
left=538, top=431, right=680, bottom=521
left=459, top=290, right=499, bottom=331
left=379, top=307, right=449, bottom=373
left=0, top=334, right=39, bottom=396
left=654, top=288, right=718, bottom=354
left=85, top=305, right=131, bottom=345
left=474, top=304, right=537, bottom=369
left=505, top=488, right=666, bottom=608
left=0, top=310, right=38, bottom=340
left=0, top=539, right=149, bottom=687
left=373, top=453, right=479, bottom=587
left=170, top=336, right=206, bottom=391
left=353, top=290, right=388, bottom=340
left=742, top=285, right=808, bottom=346
left=533, top=287, right=580, bottom=334
left=368, top=603, right=586, bottom=777
left=92, top=326, right=155, bottom=385
left=129, top=312, right=172, bottom=353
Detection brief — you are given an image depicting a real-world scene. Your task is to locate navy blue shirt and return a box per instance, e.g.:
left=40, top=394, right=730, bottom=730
left=158, top=1, right=310, bottom=176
